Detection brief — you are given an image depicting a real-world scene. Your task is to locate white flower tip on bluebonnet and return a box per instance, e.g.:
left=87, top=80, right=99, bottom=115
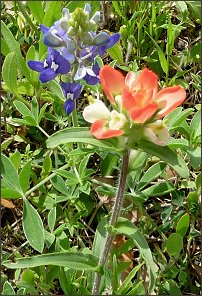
left=90, top=11, right=100, bottom=23
left=84, top=3, right=91, bottom=15
left=60, top=8, right=70, bottom=31
left=62, top=8, right=70, bottom=17
left=74, top=67, right=87, bottom=80
left=93, top=32, right=110, bottom=46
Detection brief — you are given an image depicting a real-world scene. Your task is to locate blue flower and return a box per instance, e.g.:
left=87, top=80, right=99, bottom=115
left=28, top=48, right=71, bottom=83
left=61, top=82, right=82, bottom=115
left=40, top=21, right=67, bottom=47
left=74, top=63, right=100, bottom=85
left=80, top=32, right=121, bottom=63
left=95, top=32, right=120, bottom=56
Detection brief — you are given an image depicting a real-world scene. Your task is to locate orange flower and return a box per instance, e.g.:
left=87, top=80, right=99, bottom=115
left=83, top=66, right=186, bottom=141
left=100, top=66, right=186, bottom=124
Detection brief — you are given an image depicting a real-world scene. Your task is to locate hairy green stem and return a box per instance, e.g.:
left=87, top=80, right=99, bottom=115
left=92, top=149, right=129, bottom=295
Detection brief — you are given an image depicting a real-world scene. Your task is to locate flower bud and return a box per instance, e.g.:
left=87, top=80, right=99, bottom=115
left=43, top=31, right=65, bottom=47
left=67, top=26, right=77, bottom=36
left=84, top=3, right=91, bottom=15
left=59, top=8, right=70, bottom=31
left=90, top=11, right=100, bottom=23
left=83, top=32, right=94, bottom=44
left=93, top=32, right=110, bottom=46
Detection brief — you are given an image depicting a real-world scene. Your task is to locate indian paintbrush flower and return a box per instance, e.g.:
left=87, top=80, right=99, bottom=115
left=83, top=66, right=186, bottom=145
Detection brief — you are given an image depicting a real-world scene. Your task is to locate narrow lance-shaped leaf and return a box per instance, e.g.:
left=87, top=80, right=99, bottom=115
left=2, top=252, right=99, bottom=271
left=113, top=217, right=157, bottom=294
left=136, top=139, right=189, bottom=178
left=1, top=21, right=33, bottom=85
left=2, top=52, right=19, bottom=97
left=46, top=127, right=122, bottom=152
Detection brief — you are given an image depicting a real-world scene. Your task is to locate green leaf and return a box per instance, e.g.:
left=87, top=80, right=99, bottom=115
left=2, top=252, right=99, bottom=271
left=26, top=1, right=44, bottom=23
left=41, top=155, right=52, bottom=179
left=176, top=213, right=190, bottom=237
left=146, top=31, right=168, bottom=74
left=23, top=199, right=44, bottom=253
left=10, top=150, right=22, bottom=170
left=142, top=181, right=175, bottom=197
left=166, top=17, right=175, bottom=55
left=2, top=52, right=19, bottom=97
left=92, top=216, right=107, bottom=258
left=137, top=140, right=189, bottom=178
left=190, top=109, right=201, bottom=142
left=45, top=80, right=64, bottom=99
left=46, top=127, right=122, bottom=151
left=51, top=175, right=69, bottom=195
left=1, top=155, right=22, bottom=194
left=1, top=38, right=10, bottom=56
left=48, top=207, right=56, bottom=233
left=112, top=1, right=124, bottom=17
left=38, top=103, right=49, bottom=124
left=1, top=188, right=21, bottom=199
left=2, top=281, right=15, bottom=295
left=19, top=161, right=32, bottom=193
left=78, top=154, right=92, bottom=178
left=100, top=154, right=119, bottom=176
left=31, top=97, right=39, bottom=125
left=57, top=170, right=79, bottom=187
left=166, top=233, right=183, bottom=256
left=42, top=1, right=62, bottom=27
left=162, top=279, right=182, bottom=295
left=107, top=43, right=123, bottom=64
left=113, top=217, right=157, bottom=294
left=1, top=21, right=33, bottom=85
left=117, top=263, right=143, bottom=294
left=14, top=101, right=32, bottom=118
left=186, top=147, right=201, bottom=169
left=137, top=162, right=167, bottom=190
left=168, top=138, right=189, bottom=149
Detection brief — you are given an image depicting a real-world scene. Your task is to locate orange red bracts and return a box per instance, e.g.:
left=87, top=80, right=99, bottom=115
left=83, top=66, right=186, bottom=144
